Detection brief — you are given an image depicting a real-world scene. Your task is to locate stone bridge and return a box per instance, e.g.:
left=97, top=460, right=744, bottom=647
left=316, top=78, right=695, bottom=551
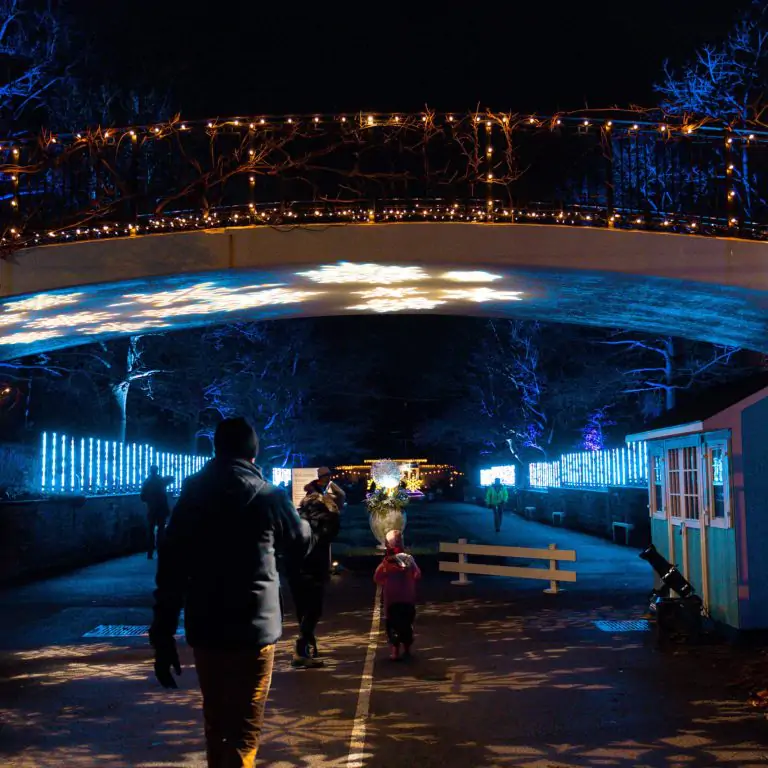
left=1, top=111, right=767, bottom=356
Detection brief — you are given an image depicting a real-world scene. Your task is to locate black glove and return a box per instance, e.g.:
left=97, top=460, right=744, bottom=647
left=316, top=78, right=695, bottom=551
left=152, top=637, right=182, bottom=689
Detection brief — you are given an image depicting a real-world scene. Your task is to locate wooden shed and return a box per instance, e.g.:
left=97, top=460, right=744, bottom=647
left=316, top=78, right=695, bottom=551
left=626, top=375, right=768, bottom=632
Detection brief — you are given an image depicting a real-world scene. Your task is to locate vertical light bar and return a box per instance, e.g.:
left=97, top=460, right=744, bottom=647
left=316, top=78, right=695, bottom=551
left=80, top=438, right=85, bottom=492
left=70, top=437, right=75, bottom=491
left=119, top=443, right=124, bottom=491
left=95, top=439, right=100, bottom=489
left=41, top=432, right=47, bottom=492
left=112, top=442, right=117, bottom=491
left=131, top=443, right=137, bottom=487
left=60, top=433, right=66, bottom=490
left=51, top=432, right=57, bottom=491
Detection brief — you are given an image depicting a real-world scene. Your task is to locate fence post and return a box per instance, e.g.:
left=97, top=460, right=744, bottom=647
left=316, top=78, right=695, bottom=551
left=543, top=543, right=561, bottom=594
left=451, top=537, right=472, bottom=586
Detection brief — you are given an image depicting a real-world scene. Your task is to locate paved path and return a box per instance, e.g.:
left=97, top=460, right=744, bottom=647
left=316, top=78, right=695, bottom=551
left=0, top=503, right=765, bottom=767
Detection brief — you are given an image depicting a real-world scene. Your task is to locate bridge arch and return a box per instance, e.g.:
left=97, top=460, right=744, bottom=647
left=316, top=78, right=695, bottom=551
left=1, top=222, right=767, bottom=358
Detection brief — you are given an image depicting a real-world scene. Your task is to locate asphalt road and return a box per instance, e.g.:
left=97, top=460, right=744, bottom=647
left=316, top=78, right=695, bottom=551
left=0, top=502, right=765, bottom=767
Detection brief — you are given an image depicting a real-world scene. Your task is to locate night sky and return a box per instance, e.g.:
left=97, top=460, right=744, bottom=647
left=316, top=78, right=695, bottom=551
left=71, top=0, right=752, bottom=118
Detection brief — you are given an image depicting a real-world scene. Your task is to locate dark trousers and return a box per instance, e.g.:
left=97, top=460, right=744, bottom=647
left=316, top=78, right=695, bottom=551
left=386, top=602, right=416, bottom=647
left=288, top=572, right=325, bottom=654
left=193, top=644, right=275, bottom=768
left=147, top=514, right=167, bottom=558
left=492, top=504, right=504, bottom=532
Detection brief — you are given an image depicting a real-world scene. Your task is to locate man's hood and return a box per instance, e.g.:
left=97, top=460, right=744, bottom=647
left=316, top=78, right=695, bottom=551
left=200, top=457, right=269, bottom=506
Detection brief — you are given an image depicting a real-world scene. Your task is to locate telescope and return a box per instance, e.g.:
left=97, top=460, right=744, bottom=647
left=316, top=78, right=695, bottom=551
left=639, top=544, right=702, bottom=645
left=639, top=544, right=695, bottom=598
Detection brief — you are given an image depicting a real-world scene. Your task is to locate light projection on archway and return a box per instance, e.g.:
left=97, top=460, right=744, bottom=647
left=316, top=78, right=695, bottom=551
left=0, top=264, right=522, bottom=356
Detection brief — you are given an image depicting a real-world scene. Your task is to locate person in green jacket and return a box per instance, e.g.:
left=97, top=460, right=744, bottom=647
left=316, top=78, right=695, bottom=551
left=485, top=478, right=509, bottom=533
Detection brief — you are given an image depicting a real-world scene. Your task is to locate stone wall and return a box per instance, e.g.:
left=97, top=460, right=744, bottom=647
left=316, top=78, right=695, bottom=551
left=0, top=494, right=150, bottom=585
left=516, top=487, right=651, bottom=547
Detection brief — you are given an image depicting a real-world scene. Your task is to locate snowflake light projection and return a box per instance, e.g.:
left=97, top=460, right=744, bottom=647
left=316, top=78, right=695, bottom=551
left=0, top=262, right=527, bottom=356
left=442, top=271, right=503, bottom=282
left=297, top=262, right=429, bottom=284
left=441, top=287, right=524, bottom=303
left=347, top=287, right=446, bottom=313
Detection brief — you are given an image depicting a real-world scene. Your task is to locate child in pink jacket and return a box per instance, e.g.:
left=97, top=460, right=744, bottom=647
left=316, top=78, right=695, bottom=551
left=374, top=529, right=422, bottom=660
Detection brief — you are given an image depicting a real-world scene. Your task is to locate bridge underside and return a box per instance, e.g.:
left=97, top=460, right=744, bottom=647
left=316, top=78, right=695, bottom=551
left=0, top=262, right=765, bottom=358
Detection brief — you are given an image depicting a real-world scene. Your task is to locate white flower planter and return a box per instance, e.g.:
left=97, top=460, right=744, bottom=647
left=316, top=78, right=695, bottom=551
left=369, top=506, right=408, bottom=547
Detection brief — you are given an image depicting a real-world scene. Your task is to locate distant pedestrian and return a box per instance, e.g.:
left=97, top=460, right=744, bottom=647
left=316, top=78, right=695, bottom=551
left=288, top=472, right=342, bottom=668
left=149, top=417, right=312, bottom=768
left=485, top=477, right=509, bottom=533
left=140, top=465, right=172, bottom=559
left=374, top=529, right=421, bottom=661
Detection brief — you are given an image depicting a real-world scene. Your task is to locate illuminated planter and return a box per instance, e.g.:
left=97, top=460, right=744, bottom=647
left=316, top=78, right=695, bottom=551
left=366, top=488, right=409, bottom=548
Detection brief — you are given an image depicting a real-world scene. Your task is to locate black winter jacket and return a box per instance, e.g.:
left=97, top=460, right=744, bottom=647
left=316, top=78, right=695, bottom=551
left=150, top=458, right=312, bottom=650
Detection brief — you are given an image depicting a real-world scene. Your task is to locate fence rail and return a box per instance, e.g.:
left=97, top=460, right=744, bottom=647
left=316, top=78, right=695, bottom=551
left=2, top=110, right=768, bottom=250
left=439, top=538, right=577, bottom=593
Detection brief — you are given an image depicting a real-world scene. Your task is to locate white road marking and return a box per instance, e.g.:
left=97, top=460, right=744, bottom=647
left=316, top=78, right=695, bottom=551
left=346, top=585, right=382, bottom=768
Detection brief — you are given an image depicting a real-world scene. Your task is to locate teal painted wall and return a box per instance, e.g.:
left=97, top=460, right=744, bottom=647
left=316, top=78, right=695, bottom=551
left=650, top=517, right=738, bottom=628
left=741, top=399, right=768, bottom=629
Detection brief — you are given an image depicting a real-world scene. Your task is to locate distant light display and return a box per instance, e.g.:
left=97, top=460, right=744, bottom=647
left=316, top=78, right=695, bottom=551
left=529, top=441, right=648, bottom=489
left=480, top=465, right=516, bottom=487
left=272, top=467, right=292, bottom=486
left=0, top=264, right=526, bottom=357
left=39, top=431, right=208, bottom=495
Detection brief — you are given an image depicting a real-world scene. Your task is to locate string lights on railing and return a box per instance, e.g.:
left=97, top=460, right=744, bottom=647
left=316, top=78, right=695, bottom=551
left=2, top=108, right=766, bottom=251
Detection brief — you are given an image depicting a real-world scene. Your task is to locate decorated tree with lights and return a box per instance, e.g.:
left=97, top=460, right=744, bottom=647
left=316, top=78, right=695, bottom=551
left=656, top=0, right=768, bottom=220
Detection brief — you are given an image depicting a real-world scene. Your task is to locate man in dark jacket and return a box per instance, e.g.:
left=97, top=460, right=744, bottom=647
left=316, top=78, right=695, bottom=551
left=149, top=417, right=312, bottom=768
left=140, top=465, right=172, bottom=559
left=288, top=468, right=343, bottom=668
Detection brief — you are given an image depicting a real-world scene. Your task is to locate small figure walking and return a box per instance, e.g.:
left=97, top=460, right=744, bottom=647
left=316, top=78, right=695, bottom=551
left=141, top=465, right=172, bottom=559
left=485, top=477, right=508, bottom=534
left=374, top=529, right=421, bottom=661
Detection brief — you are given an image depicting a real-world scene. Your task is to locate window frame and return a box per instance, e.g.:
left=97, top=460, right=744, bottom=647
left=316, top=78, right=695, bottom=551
left=702, top=436, right=733, bottom=529
left=647, top=431, right=732, bottom=530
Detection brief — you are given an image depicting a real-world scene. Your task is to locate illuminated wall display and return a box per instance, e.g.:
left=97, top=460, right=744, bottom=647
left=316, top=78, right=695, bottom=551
left=480, top=465, right=516, bottom=487
left=529, top=441, right=648, bottom=489
left=271, top=467, right=292, bottom=485
left=38, top=431, right=209, bottom=496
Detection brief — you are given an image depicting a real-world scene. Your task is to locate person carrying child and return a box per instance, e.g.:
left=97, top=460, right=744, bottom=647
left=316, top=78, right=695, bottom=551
left=287, top=485, right=341, bottom=668
left=374, top=529, right=421, bottom=661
